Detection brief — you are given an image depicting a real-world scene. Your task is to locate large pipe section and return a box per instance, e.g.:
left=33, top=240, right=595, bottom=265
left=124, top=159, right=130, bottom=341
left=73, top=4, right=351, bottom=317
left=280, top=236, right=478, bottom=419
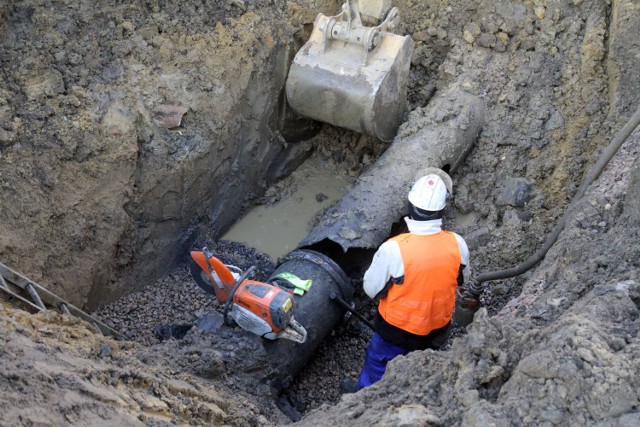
left=300, top=86, right=486, bottom=253
left=263, top=250, right=352, bottom=389
left=265, top=87, right=486, bottom=389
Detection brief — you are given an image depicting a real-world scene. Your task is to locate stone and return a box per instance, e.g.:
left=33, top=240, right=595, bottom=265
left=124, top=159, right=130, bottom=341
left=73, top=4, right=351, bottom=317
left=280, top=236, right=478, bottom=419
left=99, top=344, right=113, bottom=358
left=339, top=228, right=361, bottom=240
left=502, top=208, right=522, bottom=227
left=195, top=312, right=224, bottom=333
left=498, top=178, right=533, bottom=207
left=153, top=104, right=189, bottom=129
left=496, top=31, right=510, bottom=45
left=463, top=30, right=476, bottom=44
left=545, top=109, right=565, bottom=131
left=465, top=226, right=491, bottom=250
left=153, top=323, right=193, bottom=341
left=315, top=192, right=328, bottom=202
left=413, top=30, right=429, bottom=42
left=380, top=404, right=440, bottom=426
left=0, top=128, right=16, bottom=144
left=477, top=33, right=497, bottom=48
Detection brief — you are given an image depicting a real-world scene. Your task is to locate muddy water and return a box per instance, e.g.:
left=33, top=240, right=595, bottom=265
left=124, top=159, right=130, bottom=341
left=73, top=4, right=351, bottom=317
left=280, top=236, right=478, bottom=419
left=222, top=157, right=353, bottom=260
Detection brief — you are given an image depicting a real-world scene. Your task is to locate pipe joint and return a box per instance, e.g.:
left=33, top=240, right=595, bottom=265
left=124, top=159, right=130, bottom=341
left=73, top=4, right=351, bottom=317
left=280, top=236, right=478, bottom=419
left=468, top=280, right=484, bottom=298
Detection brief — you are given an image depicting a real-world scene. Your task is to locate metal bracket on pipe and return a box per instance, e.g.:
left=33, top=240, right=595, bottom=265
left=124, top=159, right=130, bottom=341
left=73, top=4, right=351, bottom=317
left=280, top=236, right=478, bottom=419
left=329, top=291, right=374, bottom=331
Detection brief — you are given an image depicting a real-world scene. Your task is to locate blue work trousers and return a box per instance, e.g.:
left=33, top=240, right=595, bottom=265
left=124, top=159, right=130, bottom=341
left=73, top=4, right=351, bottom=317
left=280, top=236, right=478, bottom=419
left=356, top=332, right=410, bottom=390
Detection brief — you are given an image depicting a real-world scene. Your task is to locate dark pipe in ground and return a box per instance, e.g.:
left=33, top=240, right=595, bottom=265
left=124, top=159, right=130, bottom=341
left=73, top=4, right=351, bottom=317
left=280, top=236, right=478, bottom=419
left=263, top=249, right=352, bottom=390
left=300, top=87, right=486, bottom=255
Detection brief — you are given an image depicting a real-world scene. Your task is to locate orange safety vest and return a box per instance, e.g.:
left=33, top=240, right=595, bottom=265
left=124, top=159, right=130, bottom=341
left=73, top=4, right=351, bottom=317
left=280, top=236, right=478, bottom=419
left=378, top=231, right=461, bottom=336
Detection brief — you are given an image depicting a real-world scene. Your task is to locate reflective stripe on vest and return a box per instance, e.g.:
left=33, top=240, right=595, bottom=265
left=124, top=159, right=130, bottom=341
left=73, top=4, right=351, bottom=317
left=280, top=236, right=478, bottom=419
left=378, top=231, right=461, bottom=336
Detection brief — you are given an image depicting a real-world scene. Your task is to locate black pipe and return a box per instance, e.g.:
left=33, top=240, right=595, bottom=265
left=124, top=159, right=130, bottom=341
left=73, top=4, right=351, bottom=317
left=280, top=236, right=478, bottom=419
left=263, top=249, right=352, bottom=390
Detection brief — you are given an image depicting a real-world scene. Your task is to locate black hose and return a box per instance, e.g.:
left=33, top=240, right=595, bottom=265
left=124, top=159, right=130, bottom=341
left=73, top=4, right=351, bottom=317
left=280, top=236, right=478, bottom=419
left=471, top=104, right=640, bottom=294
left=223, top=266, right=256, bottom=325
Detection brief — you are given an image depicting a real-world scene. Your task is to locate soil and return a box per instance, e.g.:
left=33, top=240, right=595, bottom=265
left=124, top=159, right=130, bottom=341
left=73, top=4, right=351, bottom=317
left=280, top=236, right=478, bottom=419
left=0, top=303, right=284, bottom=426
left=0, top=0, right=323, bottom=310
left=1, top=0, right=640, bottom=426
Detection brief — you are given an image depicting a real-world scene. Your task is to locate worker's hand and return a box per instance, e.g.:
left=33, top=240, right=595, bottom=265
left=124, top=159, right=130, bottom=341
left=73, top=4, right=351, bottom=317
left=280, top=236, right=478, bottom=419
left=457, top=287, right=480, bottom=309
left=464, top=296, right=480, bottom=309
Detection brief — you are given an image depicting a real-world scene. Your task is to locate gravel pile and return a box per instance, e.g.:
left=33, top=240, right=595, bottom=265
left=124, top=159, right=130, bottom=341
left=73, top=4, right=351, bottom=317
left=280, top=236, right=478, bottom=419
left=285, top=316, right=372, bottom=411
left=92, top=239, right=370, bottom=417
left=94, top=240, right=275, bottom=345
left=94, top=265, right=216, bottom=344
left=94, top=238, right=470, bottom=418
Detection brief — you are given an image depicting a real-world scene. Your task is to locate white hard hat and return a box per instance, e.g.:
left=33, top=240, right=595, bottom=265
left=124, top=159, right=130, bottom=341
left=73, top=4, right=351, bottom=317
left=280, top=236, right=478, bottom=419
left=408, top=173, right=450, bottom=211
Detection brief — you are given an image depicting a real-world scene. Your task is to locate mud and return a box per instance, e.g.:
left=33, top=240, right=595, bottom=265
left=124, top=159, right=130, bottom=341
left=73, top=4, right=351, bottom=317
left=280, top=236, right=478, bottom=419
left=0, top=303, right=284, bottom=426
left=223, top=156, right=354, bottom=260
left=1, top=0, right=640, bottom=425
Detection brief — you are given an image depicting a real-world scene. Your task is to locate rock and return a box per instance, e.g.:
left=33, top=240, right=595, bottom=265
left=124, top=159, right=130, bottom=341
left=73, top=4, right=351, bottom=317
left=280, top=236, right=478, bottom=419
left=545, top=109, right=565, bottom=131
left=195, top=312, right=224, bottom=333
left=502, top=208, right=522, bottom=228
left=477, top=33, right=496, bottom=48
left=380, top=404, right=440, bottom=426
left=465, top=226, right=491, bottom=250
left=153, top=323, right=193, bottom=341
left=339, top=228, right=361, bottom=240
left=496, top=31, right=510, bottom=46
left=463, top=23, right=479, bottom=44
left=99, top=344, right=113, bottom=358
left=315, top=192, right=328, bottom=202
left=498, top=178, right=533, bottom=207
left=413, top=30, right=429, bottom=42
left=463, top=407, right=510, bottom=427
left=0, top=128, right=15, bottom=144
left=153, top=104, right=189, bottom=129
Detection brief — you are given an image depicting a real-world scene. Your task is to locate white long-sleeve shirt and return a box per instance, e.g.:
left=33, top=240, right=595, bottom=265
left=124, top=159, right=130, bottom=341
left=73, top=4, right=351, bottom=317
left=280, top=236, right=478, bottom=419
left=363, top=217, right=470, bottom=299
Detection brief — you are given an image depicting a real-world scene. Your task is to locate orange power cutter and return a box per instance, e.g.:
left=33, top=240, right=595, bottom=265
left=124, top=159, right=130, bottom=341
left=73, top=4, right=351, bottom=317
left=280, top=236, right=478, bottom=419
left=189, top=247, right=307, bottom=343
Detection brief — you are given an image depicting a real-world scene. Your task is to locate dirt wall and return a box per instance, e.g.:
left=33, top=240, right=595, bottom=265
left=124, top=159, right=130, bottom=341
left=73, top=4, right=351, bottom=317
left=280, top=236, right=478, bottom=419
left=0, top=304, right=284, bottom=426
left=0, top=1, right=324, bottom=309
left=300, top=0, right=640, bottom=424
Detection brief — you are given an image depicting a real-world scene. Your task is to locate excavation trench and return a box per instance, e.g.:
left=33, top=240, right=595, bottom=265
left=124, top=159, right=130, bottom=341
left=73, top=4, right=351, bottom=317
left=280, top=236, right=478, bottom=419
left=94, top=86, right=485, bottom=419
left=264, top=87, right=485, bottom=391
left=83, top=7, right=486, bottom=416
left=5, top=0, right=640, bottom=425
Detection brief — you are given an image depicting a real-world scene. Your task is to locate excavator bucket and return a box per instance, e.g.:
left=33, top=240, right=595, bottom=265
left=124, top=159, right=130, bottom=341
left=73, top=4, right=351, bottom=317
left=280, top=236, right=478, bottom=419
left=285, top=1, right=414, bottom=142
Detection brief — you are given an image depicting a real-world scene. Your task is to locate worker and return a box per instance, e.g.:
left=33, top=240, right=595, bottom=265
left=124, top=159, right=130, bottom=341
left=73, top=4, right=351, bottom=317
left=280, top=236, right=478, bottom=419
left=345, top=169, right=470, bottom=392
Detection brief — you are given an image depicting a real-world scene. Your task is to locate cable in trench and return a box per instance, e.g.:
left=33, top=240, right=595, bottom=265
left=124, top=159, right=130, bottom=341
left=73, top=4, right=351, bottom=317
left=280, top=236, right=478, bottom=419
left=461, top=104, right=640, bottom=312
